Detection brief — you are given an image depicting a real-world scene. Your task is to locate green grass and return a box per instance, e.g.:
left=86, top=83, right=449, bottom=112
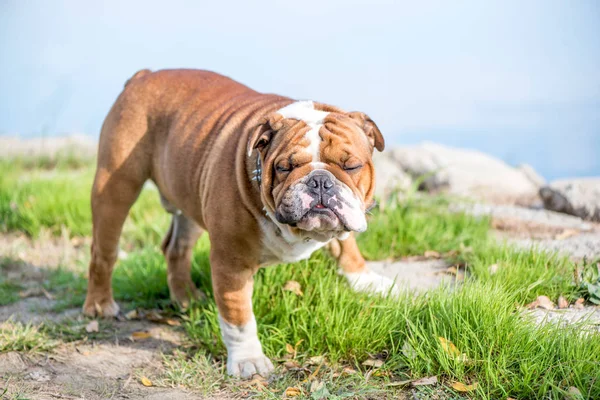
left=0, top=258, right=25, bottom=306
left=0, top=161, right=168, bottom=248
left=0, top=320, right=58, bottom=353
left=1, top=159, right=599, bottom=399
left=0, top=260, right=22, bottom=306
left=358, top=196, right=490, bottom=260
left=0, top=281, right=22, bottom=306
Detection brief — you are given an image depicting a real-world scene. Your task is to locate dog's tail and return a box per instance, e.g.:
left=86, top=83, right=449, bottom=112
left=124, top=69, right=152, bottom=87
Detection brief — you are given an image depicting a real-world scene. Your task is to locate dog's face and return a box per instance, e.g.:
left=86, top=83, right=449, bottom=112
left=248, top=101, right=384, bottom=242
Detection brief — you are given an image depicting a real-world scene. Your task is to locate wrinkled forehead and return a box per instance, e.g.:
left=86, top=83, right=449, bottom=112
left=270, top=101, right=369, bottom=161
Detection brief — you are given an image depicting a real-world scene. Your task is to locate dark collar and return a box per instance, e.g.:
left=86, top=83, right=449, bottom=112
left=253, top=154, right=262, bottom=186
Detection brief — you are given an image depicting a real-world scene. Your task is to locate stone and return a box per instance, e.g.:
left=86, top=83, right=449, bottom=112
left=518, top=163, right=546, bottom=187
left=388, top=142, right=541, bottom=205
left=540, top=178, right=600, bottom=222
left=371, top=151, right=412, bottom=200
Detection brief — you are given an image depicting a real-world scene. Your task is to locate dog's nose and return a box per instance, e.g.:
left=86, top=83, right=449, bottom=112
left=308, top=172, right=334, bottom=193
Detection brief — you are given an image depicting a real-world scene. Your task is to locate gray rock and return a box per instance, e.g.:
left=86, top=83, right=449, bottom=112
left=454, top=201, right=600, bottom=259
left=509, top=232, right=600, bottom=260
left=454, top=202, right=594, bottom=231
left=372, top=152, right=413, bottom=200
left=540, top=178, right=600, bottom=222
left=518, top=163, right=547, bottom=187
left=526, top=307, right=600, bottom=333
left=389, top=142, right=541, bottom=205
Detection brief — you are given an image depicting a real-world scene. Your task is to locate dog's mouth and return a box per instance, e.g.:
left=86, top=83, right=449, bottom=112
left=295, top=202, right=351, bottom=233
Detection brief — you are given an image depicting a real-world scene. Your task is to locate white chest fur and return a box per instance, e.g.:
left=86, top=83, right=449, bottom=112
left=258, top=214, right=328, bottom=265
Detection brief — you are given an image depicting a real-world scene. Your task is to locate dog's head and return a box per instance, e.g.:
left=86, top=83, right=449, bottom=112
left=248, top=101, right=384, bottom=242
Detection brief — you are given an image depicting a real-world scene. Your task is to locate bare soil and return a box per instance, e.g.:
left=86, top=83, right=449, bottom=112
left=0, top=233, right=234, bottom=399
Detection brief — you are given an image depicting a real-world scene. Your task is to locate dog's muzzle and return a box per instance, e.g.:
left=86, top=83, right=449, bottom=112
left=275, top=170, right=367, bottom=235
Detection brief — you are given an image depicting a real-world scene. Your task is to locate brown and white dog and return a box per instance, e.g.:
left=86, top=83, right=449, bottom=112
left=83, top=69, right=398, bottom=378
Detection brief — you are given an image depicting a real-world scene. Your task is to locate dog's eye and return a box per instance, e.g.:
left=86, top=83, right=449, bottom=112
left=276, top=164, right=292, bottom=173
left=343, top=164, right=363, bottom=172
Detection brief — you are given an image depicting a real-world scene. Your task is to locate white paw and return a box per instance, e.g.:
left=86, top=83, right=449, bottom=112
left=219, top=314, right=274, bottom=378
left=228, top=354, right=274, bottom=378
left=343, top=269, right=399, bottom=296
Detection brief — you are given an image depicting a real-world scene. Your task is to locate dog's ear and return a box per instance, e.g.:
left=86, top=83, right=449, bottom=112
left=346, top=112, right=385, bottom=152
left=247, top=118, right=272, bottom=156
left=247, top=114, right=286, bottom=156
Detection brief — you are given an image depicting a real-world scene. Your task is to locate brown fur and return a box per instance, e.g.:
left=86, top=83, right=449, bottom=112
left=83, top=69, right=380, bottom=328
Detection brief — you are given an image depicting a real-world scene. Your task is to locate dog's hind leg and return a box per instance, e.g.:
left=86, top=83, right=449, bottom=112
left=160, top=195, right=205, bottom=308
left=83, top=164, right=147, bottom=317
left=83, top=89, right=153, bottom=317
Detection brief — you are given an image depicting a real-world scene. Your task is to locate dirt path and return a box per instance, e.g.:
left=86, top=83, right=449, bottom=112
left=0, top=233, right=229, bottom=399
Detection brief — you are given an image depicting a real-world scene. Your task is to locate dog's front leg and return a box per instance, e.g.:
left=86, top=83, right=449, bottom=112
left=330, top=233, right=398, bottom=295
left=210, top=247, right=273, bottom=378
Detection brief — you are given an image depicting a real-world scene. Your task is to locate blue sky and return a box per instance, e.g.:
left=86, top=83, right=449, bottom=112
left=1, top=0, right=598, bottom=179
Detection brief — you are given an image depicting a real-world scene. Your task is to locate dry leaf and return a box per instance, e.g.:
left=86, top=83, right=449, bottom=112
left=537, top=295, right=555, bottom=310
left=283, top=280, right=303, bottom=296
left=566, top=386, right=583, bottom=399
left=140, top=376, right=152, bottom=387
left=310, top=379, right=325, bottom=393
left=283, top=360, right=301, bottom=369
left=424, top=250, right=440, bottom=258
left=285, top=343, right=295, bottom=354
left=124, top=309, right=138, bottom=320
left=240, top=375, right=268, bottom=389
left=165, top=318, right=181, bottom=326
left=558, top=296, right=569, bottom=309
left=488, top=263, right=499, bottom=275
left=41, top=288, right=55, bottom=300
left=361, top=358, right=384, bottom=368
left=306, top=355, right=325, bottom=366
left=19, top=288, right=41, bottom=298
left=85, top=320, right=99, bottom=333
left=451, top=381, right=478, bottom=392
left=439, top=337, right=460, bottom=357
left=411, top=376, right=437, bottom=386
left=526, top=295, right=555, bottom=310
left=385, top=379, right=413, bottom=387
left=444, top=249, right=459, bottom=257
left=342, top=366, right=357, bottom=375
left=131, top=331, right=152, bottom=340
left=525, top=299, right=539, bottom=309
left=306, top=363, right=322, bottom=382
left=574, top=298, right=585, bottom=309
left=284, top=386, right=302, bottom=397
left=145, top=310, right=165, bottom=322
left=556, top=229, right=579, bottom=240
left=446, top=266, right=458, bottom=274
left=402, top=341, right=417, bottom=360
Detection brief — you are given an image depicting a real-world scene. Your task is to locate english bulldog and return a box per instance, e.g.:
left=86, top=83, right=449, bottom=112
left=83, top=69, right=398, bottom=378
